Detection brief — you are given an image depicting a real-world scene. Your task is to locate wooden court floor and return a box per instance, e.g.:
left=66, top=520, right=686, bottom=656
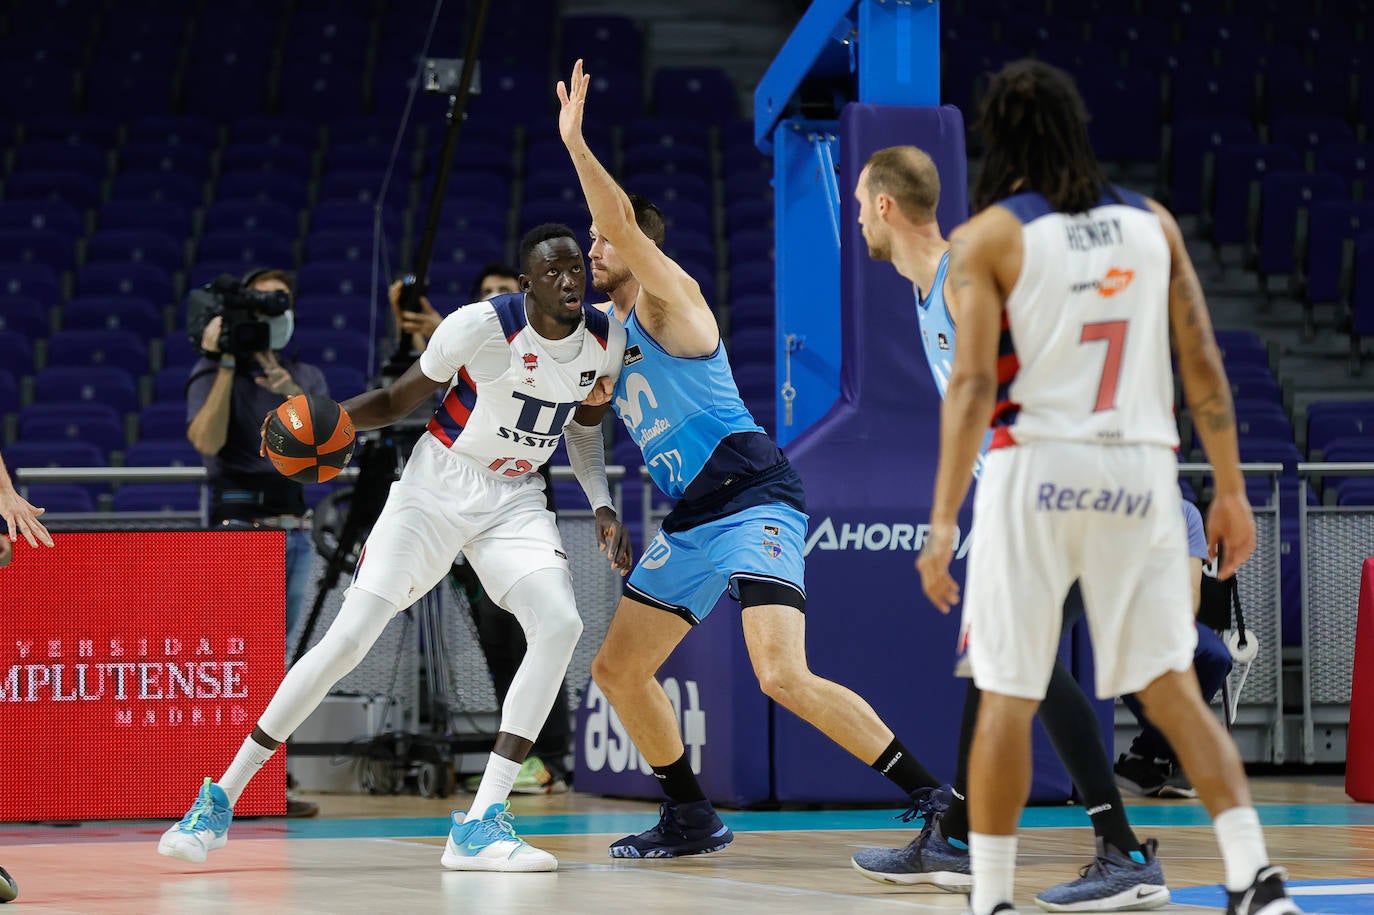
left=1, top=776, right=1370, bottom=914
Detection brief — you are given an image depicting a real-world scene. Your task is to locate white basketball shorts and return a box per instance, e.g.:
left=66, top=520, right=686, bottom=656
left=351, top=433, right=569, bottom=609
left=960, top=440, right=1197, bottom=700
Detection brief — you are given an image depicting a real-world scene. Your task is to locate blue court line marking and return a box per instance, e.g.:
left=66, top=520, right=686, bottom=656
left=1172, top=879, right=1374, bottom=914
left=276, top=803, right=1374, bottom=841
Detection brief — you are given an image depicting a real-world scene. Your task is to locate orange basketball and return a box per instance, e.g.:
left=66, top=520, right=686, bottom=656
left=263, top=394, right=356, bottom=483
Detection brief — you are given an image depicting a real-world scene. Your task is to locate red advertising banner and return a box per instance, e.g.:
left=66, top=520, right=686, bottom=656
left=0, top=531, right=287, bottom=820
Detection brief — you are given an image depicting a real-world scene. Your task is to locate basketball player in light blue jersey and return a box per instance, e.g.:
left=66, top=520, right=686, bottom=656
left=558, top=61, right=947, bottom=858
left=852, top=146, right=1174, bottom=912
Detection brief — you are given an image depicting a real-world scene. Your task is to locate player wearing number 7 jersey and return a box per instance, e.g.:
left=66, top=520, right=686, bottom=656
left=915, top=59, right=1299, bottom=915
left=558, top=59, right=949, bottom=859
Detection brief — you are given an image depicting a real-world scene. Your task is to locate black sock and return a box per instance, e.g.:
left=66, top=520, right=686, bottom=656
left=652, top=753, right=705, bottom=804
left=940, top=680, right=980, bottom=845
left=1040, top=661, right=1141, bottom=854
left=872, top=737, right=940, bottom=795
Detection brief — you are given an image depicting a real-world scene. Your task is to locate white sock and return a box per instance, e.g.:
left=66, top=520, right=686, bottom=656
left=970, top=831, right=1017, bottom=915
left=218, top=734, right=277, bottom=806
left=1214, top=806, right=1268, bottom=891
left=468, top=753, right=521, bottom=821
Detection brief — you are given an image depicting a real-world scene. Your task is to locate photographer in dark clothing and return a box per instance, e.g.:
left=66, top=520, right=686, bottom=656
left=186, top=269, right=328, bottom=818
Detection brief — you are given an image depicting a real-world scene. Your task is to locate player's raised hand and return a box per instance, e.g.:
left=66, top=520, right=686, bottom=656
left=582, top=376, right=614, bottom=407
left=916, top=524, right=960, bottom=614
left=0, top=487, right=52, bottom=549
left=556, top=59, right=591, bottom=146
left=593, top=506, right=633, bottom=576
left=1207, top=490, right=1255, bottom=580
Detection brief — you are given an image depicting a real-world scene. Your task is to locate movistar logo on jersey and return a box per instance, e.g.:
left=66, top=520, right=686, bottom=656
left=803, top=518, right=974, bottom=560
left=635, top=417, right=671, bottom=448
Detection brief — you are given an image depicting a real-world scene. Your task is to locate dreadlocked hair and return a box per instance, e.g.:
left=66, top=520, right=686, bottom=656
left=972, top=59, right=1107, bottom=215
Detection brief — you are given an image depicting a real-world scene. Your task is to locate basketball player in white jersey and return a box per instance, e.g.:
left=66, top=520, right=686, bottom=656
left=916, top=61, right=1300, bottom=915
left=852, top=145, right=1173, bottom=912
left=158, top=224, right=630, bottom=873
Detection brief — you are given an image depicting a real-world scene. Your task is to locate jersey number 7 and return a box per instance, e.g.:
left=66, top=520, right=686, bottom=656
left=1079, top=320, right=1128, bottom=413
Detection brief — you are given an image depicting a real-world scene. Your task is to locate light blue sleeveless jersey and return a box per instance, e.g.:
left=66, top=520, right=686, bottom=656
left=613, top=308, right=771, bottom=502
left=917, top=250, right=992, bottom=476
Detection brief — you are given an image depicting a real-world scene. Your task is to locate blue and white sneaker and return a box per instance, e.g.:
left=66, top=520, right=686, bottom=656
left=441, top=803, right=556, bottom=872
left=157, top=777, right=233, bottom=864
left=608, top=799, right=734, bottom=858
left=852, top=786, right=971, bottom=890
left=1035, top=837, right=1170, bottom=912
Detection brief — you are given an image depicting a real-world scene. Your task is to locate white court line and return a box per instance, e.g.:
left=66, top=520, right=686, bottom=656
left=572, top=862, right=963, bottom=909
left=1289, top=883, right=1374, bottom=896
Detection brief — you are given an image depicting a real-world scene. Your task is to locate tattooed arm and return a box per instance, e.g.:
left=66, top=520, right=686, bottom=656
left=1150, top=198, right=1254, bottom=578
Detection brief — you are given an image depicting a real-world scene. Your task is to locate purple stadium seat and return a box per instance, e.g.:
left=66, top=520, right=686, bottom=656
left=324, top=143, right=392, bottom=174
left=196, top=232, right=294, bottom=269
left=652, top=67, right=737, bottom=124
left=118, top=142, right=211, bottom=181
left=1320, top=438, right=1374, bottom=494
left=305, top=232, right=396, bottom=267
left=138, top=401, right=189, bottom=440
left=1080, top=68, right=1161, bottom=163
left=5, top=440, right=106, bottom=476
left=98, top=200, right=191, bottom=238
left=23, top=114, right=118, bottom=147
left=126, top=115, right=218, bottom=149
left=215, top=172, right=309, bottom=210
left=292, top=329, right=372, bottom=371
left=0, top=296, right=47, bottom=338
left=159, top=331, right=197, bottom=369
left=560, top=15, right=641, bottom=71
left=291, top=295, right=376, bottom=335
left=729, top=229, right=773, bottom=268
left=221, top=143, right=312, bottom=177
left=1269, top=117, right=1357, bottom=167
left=726, top=198, right=773, bottom=237
left=112, top=484, right=202, bottom=512
left=0, top=330, right=34, bottom=375
left=0, top=229, right=75, bottom=272
left=1307, top=202, right=1374, bottom=305
left=77, top=262, right=173, bottom=304
left=1266, top=67, right=1352, bottom=123
left=317, top=170, right=407, bottom=209
left=86, top=229, right=185, bottom=274
left=1308, top=406, right=1374, bottom=456
left=0, top=200, right=82, bottom=237
left=427, top=263, right=481, bottom=302
left=186, top=262, right=256, bottom=292
left=1256, top=171, right=1347, bottom=288
left=46, top=330, right=149, bottom=375
left=278, top=69, right=368, bottom=122
left=0, top=60, right=76, bottom=117
left=34, top=367, right=138, bottom=414
left=0, top=263, right=60, bottom=304
left=1355, top=233, right=1374, bottom=347
left=519, top=200, right=589, bottom=232
left=203, top=201, right=299, bottom=238
left=1210, top=144, right=1302, bottom=250
left=730, top=263, right=774, bottom=301
left=152, top=366, right=191, bottom=402
left=182, top=55, right=271, bottom=120
left=13, top=142, right=107, bottom=177
left=1168, top=118, right=1258, bottom=215
left=21, top=414, right=125, bottom=458
left=109, top=171, right=204, bottom=208
left=230, top=115, right=319, bottom=150
left=1337, top=480, right=1374, bottom=507
left=663, top=230, right=715, bottom=267
left=296, top=262, right=384, bottom=300
left=582, top=68, right=645, bottom=120
left=311, top=201, right=403, bottom=237
left=21, top=483, right=94, bottom=513
left=1169, top=64, right=1257, bottom=123
left=61, top=296, right=162, bottom=337
left=623, top=144, right=711, bottom=180
left=432, top=230, right=504, bottom=268
left=657, top=200, right=711, bottom=237
left=123, top=440, right=201, bottom=468
left=1315, top=144, right=1372, bottom=199
left=4, top=170, right=102, bottom=210
left=522, top=171, right=585, bottom=205
left=320, top=365, right=367, bottom=399
left=465, top=69, right=553, bottom=126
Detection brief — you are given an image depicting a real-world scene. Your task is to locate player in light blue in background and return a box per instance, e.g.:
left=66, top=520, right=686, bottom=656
left=559, top=61, right=949, bottom=861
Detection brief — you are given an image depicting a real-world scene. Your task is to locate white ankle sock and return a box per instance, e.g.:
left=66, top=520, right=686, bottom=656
left=1214, top=806, right=1268, bottom=891
left=970, top=831, right=1017, bottom=915
left=218, top=735, right=277, bottom=806
left=468, top=753, right=521, bottom=821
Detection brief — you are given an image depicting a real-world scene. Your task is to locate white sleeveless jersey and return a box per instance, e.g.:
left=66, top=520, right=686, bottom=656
left=417, top=292, right=626, bottom=479
left=989, top=187, right=1179, bottom=451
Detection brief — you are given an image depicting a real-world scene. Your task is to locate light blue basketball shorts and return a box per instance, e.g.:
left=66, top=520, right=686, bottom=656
left=623, top=503, right=808, bottom=624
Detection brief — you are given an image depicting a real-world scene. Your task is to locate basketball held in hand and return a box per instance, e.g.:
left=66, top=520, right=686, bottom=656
left=264, top=394, right=355, bottom=483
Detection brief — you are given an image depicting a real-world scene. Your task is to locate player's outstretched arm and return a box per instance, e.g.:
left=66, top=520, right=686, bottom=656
left=1150, top=198, right=1253, bottom=578
left=557, top=60, right=709, bottom=318
left=338, top=360, right=448, bottom=432
left=0, top=449, right=52, bottom=549
left=917, top=215, right=1010, bottom=613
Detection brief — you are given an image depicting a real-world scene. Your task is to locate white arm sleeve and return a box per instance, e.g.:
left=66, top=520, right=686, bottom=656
left=418, top=303, right=495, bottom=383
left=563, top=419, right=613, bottom=513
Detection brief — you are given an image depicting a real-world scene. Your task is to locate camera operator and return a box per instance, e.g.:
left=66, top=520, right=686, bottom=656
left=187, top=270, right=329, bottom=634
left=185, top=270, right=328, bottom=818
